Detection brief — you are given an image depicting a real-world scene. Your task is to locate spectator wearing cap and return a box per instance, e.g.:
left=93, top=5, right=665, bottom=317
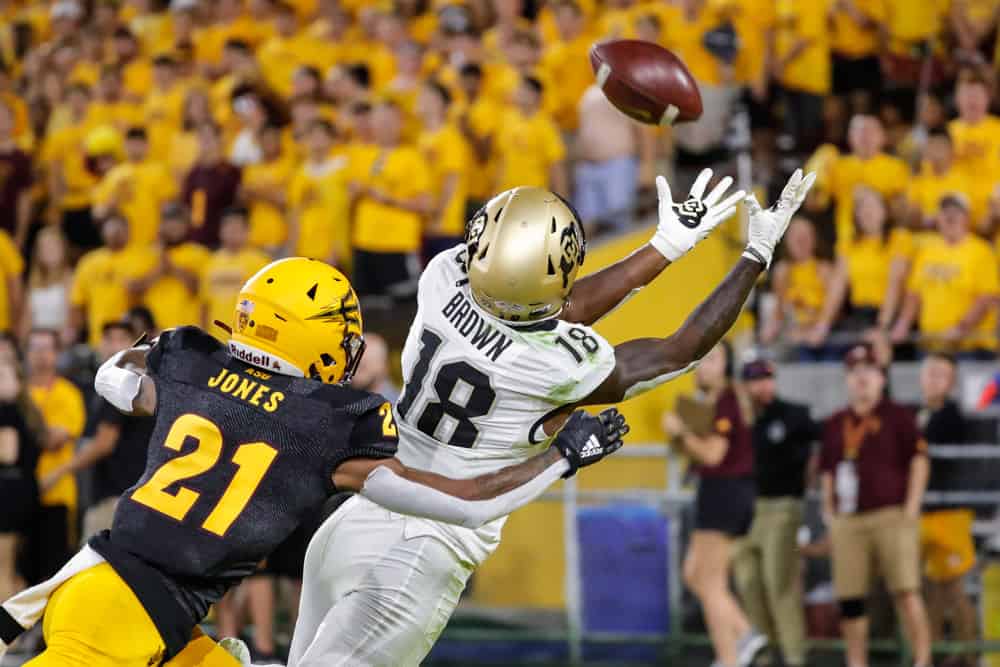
left=916, top=353, right=978, bottom=662
left=182, top=122, right=242, bottom=247
left=733, top=360, right=817, bottom=667
left=50, top=320, right=155, bottom=542
left=663, top=344, right=767, bottom=667
left=128, top=202, right=209, bottom=331
left=200, top=207, right=270, bottom=339
left=891, top=194, right=999, bottom=359
left=820, top=343, right=931, bottom=667
left=66, top=214, right=150, bottom=348
left=92, top=126, right=177, bottom=248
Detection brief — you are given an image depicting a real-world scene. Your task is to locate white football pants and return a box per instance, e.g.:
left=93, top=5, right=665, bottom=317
left=287, top=496, right=474, bottom=667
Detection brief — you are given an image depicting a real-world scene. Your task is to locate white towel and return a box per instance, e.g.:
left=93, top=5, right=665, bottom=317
left=0, top=545, right=105, bottom=658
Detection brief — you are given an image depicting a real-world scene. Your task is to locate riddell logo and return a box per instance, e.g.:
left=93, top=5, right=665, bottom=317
left=229, top=343, right=282, bottom=370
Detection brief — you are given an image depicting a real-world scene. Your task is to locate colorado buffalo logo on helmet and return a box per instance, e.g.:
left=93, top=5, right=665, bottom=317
left=558, top=222, right=584, bottom=289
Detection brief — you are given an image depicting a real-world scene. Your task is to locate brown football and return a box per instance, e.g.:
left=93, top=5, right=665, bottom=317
left=589, top=39, right=703, bottom=126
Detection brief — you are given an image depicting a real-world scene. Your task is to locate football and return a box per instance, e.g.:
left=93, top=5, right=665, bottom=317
left=589, top=39, right=703, bottom=126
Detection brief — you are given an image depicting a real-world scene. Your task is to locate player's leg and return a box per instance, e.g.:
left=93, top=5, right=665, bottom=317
left=295, top=534, right=470, bottom=667
left=26, top=563, right=167, bottom=667
left=290, top=498, right=471, bottom=667
left=683, top=530, right=743, bottom=666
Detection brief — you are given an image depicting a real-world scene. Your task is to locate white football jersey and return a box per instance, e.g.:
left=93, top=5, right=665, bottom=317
left=393, top=245, right=616, bottom=563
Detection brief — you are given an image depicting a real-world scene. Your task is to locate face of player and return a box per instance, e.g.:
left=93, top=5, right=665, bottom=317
left=219, top=216, right=249, bottom=251
left=695, top=344, right=727, bottom=392
left=784, top=218, right=815, bottom=262
left=746, top=377, right=776, bottom=406
left=957, top=81, right=989, bottom=121
left=936, top=204, right=969, bottom=243
left=845, top=363, right=885, bottom=408
left=854, top=189, right=886, bottom=238
left=26, top=332, right=59, bottom=378
left=920, top=356, right=956, bottom=405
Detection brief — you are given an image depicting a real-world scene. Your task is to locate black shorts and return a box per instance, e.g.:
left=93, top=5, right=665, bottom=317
left=694, top=476, right=755, bottom=537
left=832, top=54, right=882, bottom=98
left=0, top=477, right=37, bottom=533
left=351, top=249, right=417, bottom=299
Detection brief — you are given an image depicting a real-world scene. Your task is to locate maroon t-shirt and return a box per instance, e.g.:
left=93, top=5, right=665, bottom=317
left=699, top=386, right=754, bottom=479
left=0, top=149, right=32, bottom=235
left=182, top=161, right=241, bottom=247
left=820, top=399, right=927, bottom=512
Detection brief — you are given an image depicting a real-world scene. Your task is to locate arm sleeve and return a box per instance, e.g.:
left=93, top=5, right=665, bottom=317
left=358, top=457, right=569, bottom=529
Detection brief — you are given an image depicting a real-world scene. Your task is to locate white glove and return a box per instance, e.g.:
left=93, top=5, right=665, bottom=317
left=650, top=168, right=746, bottom=262
left=94, top=349, right=143, bottom=413
left=743, top=168, right=817, bottom=268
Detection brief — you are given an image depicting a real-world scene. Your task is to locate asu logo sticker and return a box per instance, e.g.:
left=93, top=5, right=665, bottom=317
left=236, top=299, right=255, bottom=333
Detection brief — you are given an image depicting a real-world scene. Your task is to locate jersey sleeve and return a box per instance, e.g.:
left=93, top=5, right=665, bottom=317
left=347, top=400, right=399, bottom=459
left=145, top=326, right=220, bottom=377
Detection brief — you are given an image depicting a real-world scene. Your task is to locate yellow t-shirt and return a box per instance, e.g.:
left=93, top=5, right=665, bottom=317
left=839, top=228, right=914, bottom=308
left=70, top=246, right=153, bottom=347
left=32, top=378, right=85, bottom=511
left=540, top=33, right=598, bottom=129
left=85, top=100, right=144, bottom=132
left=948, top=115, right=1000, bottom=184
left=884, top=0, right=949, bottom=52
left=41, top=124, right=98, bottom=210
left=418, top=124, right=470, bottom=239
left=140, top=243, right=212, bottom=330
left=829, top=152, right=911, bottom=242
left=907, top=165, right=983, bottom=222
left=244, top=156, right=297, bottom=250
left=775, top=0, right=832, bottom=95
left=122, top=58, right=153, bottom=99
left=192, top=17, right=274, bottom=66
left=0, top=231, right=23, bottom=333
left=728, top=0, right=776, bottom=85
left=289, top=156, right=350, bottom=260
left=93, top=161, right=178, bottom=248
left=785, top=258, right=827, bottom=326
left=460, top=96, right=503, bottom=200
left=201, top=247, right=271, bottom=338
left=832, top=0, right=886, bottom=57
left=352, top=146, right=431, bottom=254
left=258, top=35, right=303, bottom=99
left=908, top=234, right=999, bottom=349
left=665, top=5, right=728, bottom=86
left=495, top=108, right=566, bottom=192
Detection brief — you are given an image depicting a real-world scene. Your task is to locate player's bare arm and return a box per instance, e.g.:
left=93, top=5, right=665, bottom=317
left=581, top=170, right=817, bottom=405
left=332, top=409, right=628, bottom=529
left=562, top=169, right=744, bottom=326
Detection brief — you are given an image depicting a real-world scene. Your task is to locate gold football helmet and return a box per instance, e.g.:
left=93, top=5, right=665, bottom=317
left=465, top=187, right=586, bottom=323
left=229, top=258, right=365, bottom=385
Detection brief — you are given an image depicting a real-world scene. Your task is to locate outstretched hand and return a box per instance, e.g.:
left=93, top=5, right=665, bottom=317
left=743, top=168, right=816, bottom=268
left=650, top=168, right=746, bottom=262
left=552, top=408, right=629, bottom=478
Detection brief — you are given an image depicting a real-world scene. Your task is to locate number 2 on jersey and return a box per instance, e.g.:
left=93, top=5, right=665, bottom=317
left=131, top=413, right=278, bottom=536
left=397, top=329, right=497, bottom=448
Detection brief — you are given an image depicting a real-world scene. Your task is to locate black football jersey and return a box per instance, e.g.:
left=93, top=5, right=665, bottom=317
left=89, top=326, right=397, bottom=641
